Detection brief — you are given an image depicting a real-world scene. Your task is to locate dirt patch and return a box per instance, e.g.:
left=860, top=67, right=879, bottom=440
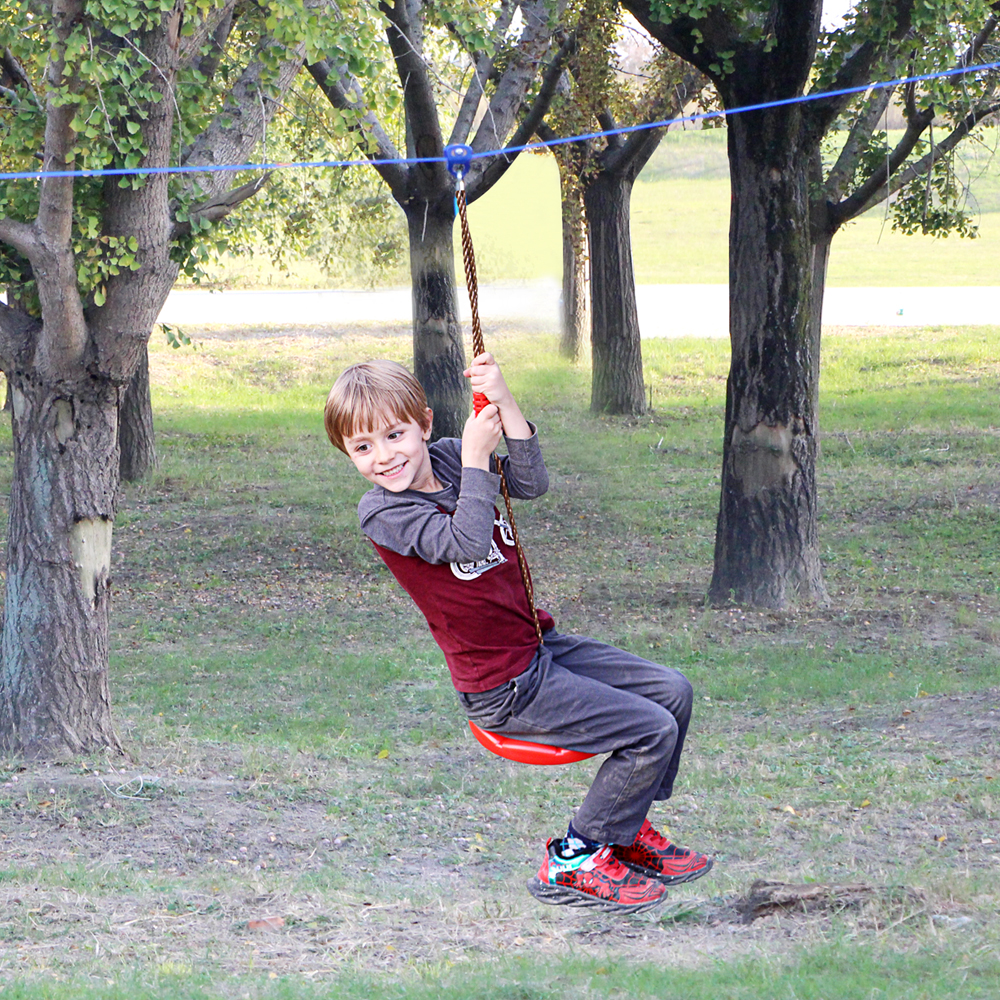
left=2, top=692, right=998, bottom=979
left=809, top=688, right=1000, bottom=748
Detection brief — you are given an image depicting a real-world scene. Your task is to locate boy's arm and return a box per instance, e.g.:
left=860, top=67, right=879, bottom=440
left=359, top=468, right=499, bottom=565
left=495, top=426, right=548, bottom=500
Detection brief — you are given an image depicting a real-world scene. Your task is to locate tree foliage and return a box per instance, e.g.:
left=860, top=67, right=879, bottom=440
left=0, top=0, right=379, bottom=303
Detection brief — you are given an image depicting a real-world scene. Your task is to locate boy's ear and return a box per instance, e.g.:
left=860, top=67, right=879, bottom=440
left=421, top=407, right=433, bottom=441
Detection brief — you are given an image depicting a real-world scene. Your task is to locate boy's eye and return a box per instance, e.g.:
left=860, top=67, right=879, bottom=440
left=354, top=443, right=370, bottom=453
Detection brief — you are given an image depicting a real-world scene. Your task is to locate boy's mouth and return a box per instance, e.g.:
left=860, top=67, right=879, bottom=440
left=379, top=461, right=406, bottom=479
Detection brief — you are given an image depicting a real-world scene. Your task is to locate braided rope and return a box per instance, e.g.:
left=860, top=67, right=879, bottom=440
left=455, top=183, right=544, bottom=646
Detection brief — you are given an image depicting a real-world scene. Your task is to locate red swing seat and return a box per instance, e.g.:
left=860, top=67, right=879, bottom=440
left=468, top=720, right=595, bottom=765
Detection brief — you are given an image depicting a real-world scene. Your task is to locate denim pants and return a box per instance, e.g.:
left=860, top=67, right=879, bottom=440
left=457, top=630, right=693, bottom=845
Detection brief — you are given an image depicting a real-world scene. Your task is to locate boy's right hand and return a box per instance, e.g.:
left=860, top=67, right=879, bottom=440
left=461, top=402, right=503, bottom=471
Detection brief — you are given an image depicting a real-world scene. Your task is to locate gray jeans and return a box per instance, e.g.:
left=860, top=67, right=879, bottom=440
left=458, top=630, right=693, bottom=845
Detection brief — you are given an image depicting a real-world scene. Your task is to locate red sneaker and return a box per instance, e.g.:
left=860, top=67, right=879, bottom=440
left=612, top=819, right=713, bottom=886
left=527, top=838, right=667, bottom=914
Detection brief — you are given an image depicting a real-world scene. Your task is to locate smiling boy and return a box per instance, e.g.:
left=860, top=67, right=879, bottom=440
left=325, top=355, right=712, bottom=914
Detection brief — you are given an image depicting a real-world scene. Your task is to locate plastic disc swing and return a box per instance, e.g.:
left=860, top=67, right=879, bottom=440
left=447, top=144, right=595, bottom=768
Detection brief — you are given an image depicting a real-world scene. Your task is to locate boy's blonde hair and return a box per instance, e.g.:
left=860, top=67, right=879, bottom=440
left=324, top=360, right=431, bottom=453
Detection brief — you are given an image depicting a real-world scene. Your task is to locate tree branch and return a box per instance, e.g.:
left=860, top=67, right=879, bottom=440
left=467, top=28, right=576, bottom=201
left=306, top=59, right=408, bottom=197
left=37, top=0, right=84, bottom=248
left=380, top=0, right=448, bottom=195
left=89, top=3, right=184, bottom=371
left=177, top=1, right=238, bottom=68
left=830, top=98, right=934, bottom=224
left=804, top=0, right=917, bottom=140
left=958, top=9, right=1000, bottom=72
left=35, top=0, right=88, bottom=375
left=602, top=68, right=704, bottom=180
left=834, top=100, right=1000, bottom=225
left=830, top=7, right=1000, bottom=225
left=170, top=175, right=270, bottom=239
left=184, top=2, right=239, bottom=84
left=622, top=0, right=740, bottom=81
left=179, top=9, right=318, bottom=206
left=468, top=0, right=565, bottom=163
left=1, top=47, right=41, bottom=107
left=448, top=0, right=518, bottom=145
left=596, top=108, right=621, bottom=149
left=0, top=217, right=40, bottom=260
left=823, top=84, right=895, bottom=203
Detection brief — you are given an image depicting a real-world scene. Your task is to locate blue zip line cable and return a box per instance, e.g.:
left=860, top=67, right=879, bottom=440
left=0, top=58, right=998, bottom=183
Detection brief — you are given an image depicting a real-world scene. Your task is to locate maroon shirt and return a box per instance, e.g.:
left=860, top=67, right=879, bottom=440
left=360, top=435, right=552, bottom=693
left=372, top=507, right=554, bottom=692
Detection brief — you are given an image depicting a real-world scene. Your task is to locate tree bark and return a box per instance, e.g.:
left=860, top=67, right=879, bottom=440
left=558, top=166, right=589, bottom=362
left=404, top=196, right=470, bottom=440
left=584, top=170, right=646, bottom=415
left=708, top=107, right=827, bottom=608
left=0, top=372, right=122, bottom=755
left=118, top=346, right=157, bottom=481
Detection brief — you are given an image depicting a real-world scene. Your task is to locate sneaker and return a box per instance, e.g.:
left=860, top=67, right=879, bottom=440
left=612, top=819, right=713, bottom=886
left=526, top=837, right=667, bottom=914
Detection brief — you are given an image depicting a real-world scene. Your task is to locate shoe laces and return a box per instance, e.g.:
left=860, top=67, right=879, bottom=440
left=639, top=820, right=673, bottom=850
left=588, top=844, right=631, bottom=876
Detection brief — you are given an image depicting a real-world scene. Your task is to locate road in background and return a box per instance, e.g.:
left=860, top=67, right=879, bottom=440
left=158, top=281, right=999, bottom=337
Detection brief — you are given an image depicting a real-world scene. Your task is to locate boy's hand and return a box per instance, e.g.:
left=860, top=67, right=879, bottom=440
left=461, top=402, right=503, bottom=471
left=464, top=352, right=531, bottom=440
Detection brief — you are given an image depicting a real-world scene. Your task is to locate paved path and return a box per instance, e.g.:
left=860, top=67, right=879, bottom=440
left=158, top=281, right=999, bottom=337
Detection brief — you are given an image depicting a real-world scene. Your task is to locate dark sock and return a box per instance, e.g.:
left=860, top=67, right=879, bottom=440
left=567, top=822, right=601, bottom=851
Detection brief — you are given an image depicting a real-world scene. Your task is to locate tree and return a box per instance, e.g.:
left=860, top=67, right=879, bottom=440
left=538, top=1, right=702, bottom=414
left=0, top=0, right=347, bottom=756
left=555, top=146, right=589, bottom=361
left=624, top=0, right=1000, bottom=608
left=309, top=0, right=573, bottom=439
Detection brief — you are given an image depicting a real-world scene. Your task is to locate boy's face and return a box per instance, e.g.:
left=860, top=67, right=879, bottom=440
left=342, top=409, right=439, bottom=493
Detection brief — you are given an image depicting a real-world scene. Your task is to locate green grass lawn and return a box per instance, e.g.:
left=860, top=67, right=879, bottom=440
left=1, top=324, right=999, bottom=997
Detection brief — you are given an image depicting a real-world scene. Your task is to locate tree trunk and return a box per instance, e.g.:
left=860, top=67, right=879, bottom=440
left=584, top=170, right=646, bottom=415
left=0, top=371, right=122, bottom=756
left=559, top=168, right=589, bottom=362
left=405, top=197, right=470, bottom=440
left=118, top=345, right=156, bottom=481
left=708, top=108, right=827, bottom=608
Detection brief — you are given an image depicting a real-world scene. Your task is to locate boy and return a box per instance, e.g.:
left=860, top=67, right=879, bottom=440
left=325, top=354, right=712, bottom=914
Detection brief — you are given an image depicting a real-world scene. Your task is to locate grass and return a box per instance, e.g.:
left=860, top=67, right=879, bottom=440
left=2, top=944, right=999, bottom=999
left=1, top=323, right=999, bottom=995
left=197, top=127, right=1000, bottom=289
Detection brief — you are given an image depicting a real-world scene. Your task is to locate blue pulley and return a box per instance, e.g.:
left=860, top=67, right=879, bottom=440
left=444, top=144, right=474, bottom=179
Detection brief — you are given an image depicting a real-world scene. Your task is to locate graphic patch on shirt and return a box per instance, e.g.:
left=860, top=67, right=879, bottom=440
left=450, top=513, right=514, bottom=580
